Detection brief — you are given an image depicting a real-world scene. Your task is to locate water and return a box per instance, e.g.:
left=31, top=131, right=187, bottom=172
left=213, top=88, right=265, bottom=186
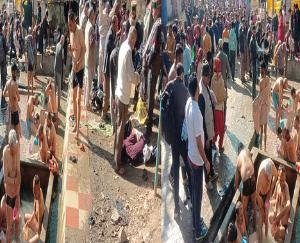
left=46, top=173, right=62, bottom=243
left=292, top=201, right=300, bottom=243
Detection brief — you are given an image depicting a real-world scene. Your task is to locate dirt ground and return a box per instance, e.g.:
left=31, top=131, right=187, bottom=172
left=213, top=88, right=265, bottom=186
left=87, top=111, right=161, bottom=243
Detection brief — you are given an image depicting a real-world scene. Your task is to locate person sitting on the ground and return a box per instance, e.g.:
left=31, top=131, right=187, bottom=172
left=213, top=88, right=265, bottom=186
left=45, top=79, right=58, bottom=123
left=272, top=77, right=288, bottom=129
left=3, top=63, right=21, bottom=140
left=278, top=127, right=297, bottom=163
left=291, top=87, right=300, bottom=113
left=24, top=175, right=45, bottom=243
left=26, top=94, right=40, bottom=135
left=234, top=145, right=256, bottom=228
left=269, top=165, right=290, bottom=242
left=234, top=201, right=247, bottom=242
left=0, top=194, right=21, bottom=243
left=256, top=158, right=278, bottom=241
left=44, top=112, right=57, bottom=158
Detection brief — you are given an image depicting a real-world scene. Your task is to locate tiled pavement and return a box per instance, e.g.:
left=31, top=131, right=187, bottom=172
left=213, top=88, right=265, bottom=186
left=59, top=89, right=92, bottom=242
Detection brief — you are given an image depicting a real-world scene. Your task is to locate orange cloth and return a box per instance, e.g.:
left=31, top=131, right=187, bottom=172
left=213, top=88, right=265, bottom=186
left=203, top=32, right=212, bottom=56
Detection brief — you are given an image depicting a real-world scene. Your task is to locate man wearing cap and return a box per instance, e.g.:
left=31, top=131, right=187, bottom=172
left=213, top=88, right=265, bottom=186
left=3, top=64, right=21, bottom=140
left=198, top=61, right=218, bottom=190
left=84, top=7, right=97, bottom=111
left=143, top=0, right=162, bottom=137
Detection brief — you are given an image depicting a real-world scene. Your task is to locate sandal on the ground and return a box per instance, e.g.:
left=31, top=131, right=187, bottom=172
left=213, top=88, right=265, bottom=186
left=69, top=155, right=78, bottom=163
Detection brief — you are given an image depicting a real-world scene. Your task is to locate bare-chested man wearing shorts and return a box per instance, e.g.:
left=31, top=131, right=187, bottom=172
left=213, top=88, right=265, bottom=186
left=269, top=165, right=290, bottom=242
left=234, top=145, right=256, bottom=228
left=3, top=63, right=21, bottom=139
left=45, top=79, right=58, bottom=123
left=256, top=158, right=278, bottom=241
left=2, top=129, right=21, bottom=242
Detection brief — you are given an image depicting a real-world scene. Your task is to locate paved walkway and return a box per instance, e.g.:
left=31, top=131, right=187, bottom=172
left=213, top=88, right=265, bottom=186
left=59, top=88, right=92, bottom=242
left=162, top=75, right=255, bottom=242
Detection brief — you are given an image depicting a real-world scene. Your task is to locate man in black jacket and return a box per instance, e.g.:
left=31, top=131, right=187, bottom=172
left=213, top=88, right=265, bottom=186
left=165, top=63, right=191, bottom=218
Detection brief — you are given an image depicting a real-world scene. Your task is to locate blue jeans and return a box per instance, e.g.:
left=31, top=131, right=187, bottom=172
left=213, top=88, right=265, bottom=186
left=170, top=138, right=191, bottom=210
left=189, top=158, right=204, bottom=233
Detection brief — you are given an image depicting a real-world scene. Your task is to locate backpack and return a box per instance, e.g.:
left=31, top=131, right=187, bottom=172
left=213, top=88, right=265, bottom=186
left=161, top=83, right=176, bottom=145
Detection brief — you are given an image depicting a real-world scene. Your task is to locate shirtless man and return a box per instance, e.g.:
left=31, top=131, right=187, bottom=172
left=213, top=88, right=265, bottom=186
left=256, top=158, right=278, bottom=241
left=269, top=165, right=290, bottom=242
left=291, top=88, right=300, bottom=113
left=279, top=128, right=297, bottom=163
left=235, top=201, right=247, bottom=242
left=234, top=145, right=256, bottom=228
left=68, top=11, right=86, bottom=139
left=37, top=124, right=50, bottom=163
left=2, top=129, right=21, bottom=243
left=44, top=112, right=57, bottom=158
left=0, top=195, right=20, bottom=243
left=0, top=196, right=7, bottom=242
left=272, top=77, right=289, bottom=129
left=24, top=175, right=45, bottom=243
left=45, top=79, right=58, bottom=116
left=3, top=63, right=21, bottom=139
left=26, top=94, right=40, bottom=136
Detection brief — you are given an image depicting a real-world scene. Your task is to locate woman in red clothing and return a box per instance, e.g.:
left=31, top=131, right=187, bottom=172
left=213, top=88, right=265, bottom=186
left=278, top=9, right=285, bottom=42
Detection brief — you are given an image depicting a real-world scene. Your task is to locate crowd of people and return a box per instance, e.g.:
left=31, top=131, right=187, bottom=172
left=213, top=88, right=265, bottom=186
left=160, top=0, right=300, bottom=241
left=1, top=0, right=162, bottom=241
left=1, top=0, right=300, bottom=242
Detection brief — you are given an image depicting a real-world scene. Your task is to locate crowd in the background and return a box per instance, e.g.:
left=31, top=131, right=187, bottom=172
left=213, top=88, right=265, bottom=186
left=161, top=0, right=300, bottom=241
left=0, top=0, right=164, bottom=242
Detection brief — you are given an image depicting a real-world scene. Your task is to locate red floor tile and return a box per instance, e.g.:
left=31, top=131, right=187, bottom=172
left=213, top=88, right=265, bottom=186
left=66, top=207, right=79, bottom=229
left=66, top=175, right=78, bottom=192
left=78, top=193, right=92, bottom=211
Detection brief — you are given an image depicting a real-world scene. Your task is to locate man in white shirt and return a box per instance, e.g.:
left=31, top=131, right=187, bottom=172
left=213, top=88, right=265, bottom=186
left=185, top=75, right=210, bottom=240
left=114, top=27, right=140, bottom=175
